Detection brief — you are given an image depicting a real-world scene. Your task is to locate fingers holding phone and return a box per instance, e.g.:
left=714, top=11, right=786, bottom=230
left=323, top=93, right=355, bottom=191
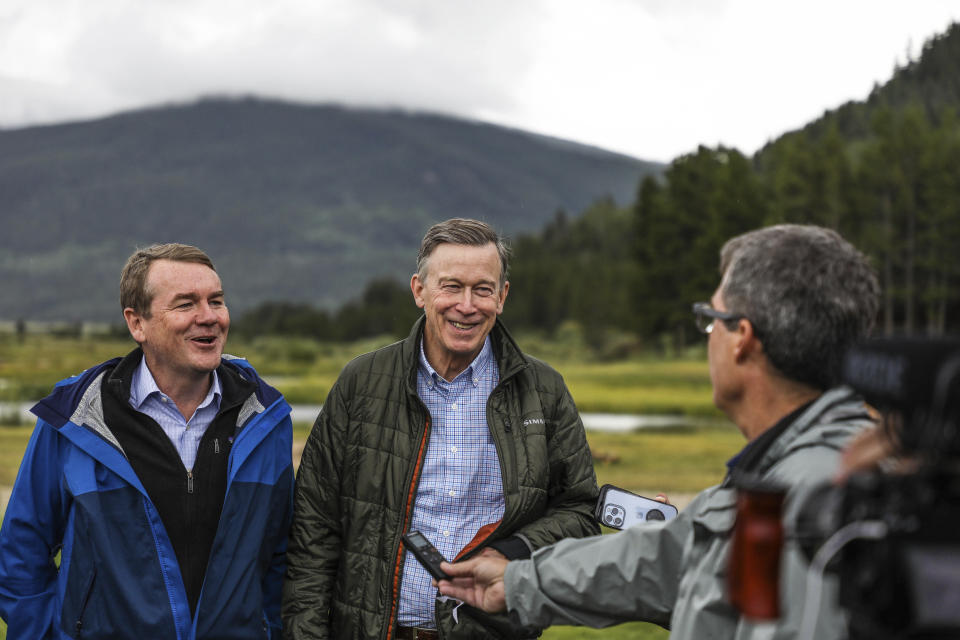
left=596, top=484, right=678, bottom=529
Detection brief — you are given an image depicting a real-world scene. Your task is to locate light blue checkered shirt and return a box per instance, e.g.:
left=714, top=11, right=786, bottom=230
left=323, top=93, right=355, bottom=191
left=129, top=355, right=222, bottom=471
left=398, top=337, right=505, bottom=627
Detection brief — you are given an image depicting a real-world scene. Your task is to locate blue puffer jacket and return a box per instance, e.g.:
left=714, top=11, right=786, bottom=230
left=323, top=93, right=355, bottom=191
left=0, top=355, right=294, bottom=639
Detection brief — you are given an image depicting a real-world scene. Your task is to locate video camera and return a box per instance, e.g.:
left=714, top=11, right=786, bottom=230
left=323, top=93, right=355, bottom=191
left=733, top=337, right=960, bottom=640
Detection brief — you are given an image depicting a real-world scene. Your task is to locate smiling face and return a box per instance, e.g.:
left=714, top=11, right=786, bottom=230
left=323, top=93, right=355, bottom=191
left=411, top=242, right=508, bottom=381
left=124, top=259, right=229, bottom=390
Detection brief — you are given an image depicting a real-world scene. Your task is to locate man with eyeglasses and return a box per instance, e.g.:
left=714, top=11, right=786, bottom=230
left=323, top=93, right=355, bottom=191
left=437, top=224, right=880, bottom=640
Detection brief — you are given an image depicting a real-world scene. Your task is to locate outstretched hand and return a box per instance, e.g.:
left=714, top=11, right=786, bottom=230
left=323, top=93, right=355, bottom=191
left=435, top=553, right=510, bottom=613
left=834, top=419, right=913, bottom=482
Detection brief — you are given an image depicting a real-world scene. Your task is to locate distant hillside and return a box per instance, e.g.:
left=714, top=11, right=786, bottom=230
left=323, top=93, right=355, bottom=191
left=757, top=21, right=960, bottom=158
left=0, top=98, right=661, bottom=322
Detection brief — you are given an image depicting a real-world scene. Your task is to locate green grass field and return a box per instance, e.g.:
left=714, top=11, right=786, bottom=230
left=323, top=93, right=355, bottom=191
left=0, top=334, right=733, bottom=639
left=0, top=334, right=717, bottom=415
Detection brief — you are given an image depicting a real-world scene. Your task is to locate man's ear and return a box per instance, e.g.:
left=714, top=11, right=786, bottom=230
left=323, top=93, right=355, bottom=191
left=124, top=307, right=146, bottom=343
left=733, top=319, right=761, bottom=363
left=496, top=280, right=509, bottom=314
left=410, top=274, right=426, bottom=309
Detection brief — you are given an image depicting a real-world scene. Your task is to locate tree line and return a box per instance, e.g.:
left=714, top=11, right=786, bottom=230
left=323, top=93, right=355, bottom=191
left=506, top=102, right=960, bottom=348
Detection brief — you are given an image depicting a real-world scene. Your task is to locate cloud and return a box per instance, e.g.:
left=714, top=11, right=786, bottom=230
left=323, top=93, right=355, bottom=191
left=1, top=0, right=959, bottom=160
left=1, top=0, right=550, bottom=126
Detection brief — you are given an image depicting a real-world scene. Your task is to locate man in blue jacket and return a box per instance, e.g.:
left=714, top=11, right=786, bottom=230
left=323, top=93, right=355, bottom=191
left=0, top=243, right=294, bottom=639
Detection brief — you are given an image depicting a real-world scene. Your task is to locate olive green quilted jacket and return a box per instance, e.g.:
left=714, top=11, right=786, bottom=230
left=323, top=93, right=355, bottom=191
left=283, top=318, right=600, bottom=639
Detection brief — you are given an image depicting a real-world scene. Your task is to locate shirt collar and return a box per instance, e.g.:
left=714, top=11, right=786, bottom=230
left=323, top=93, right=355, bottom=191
left=130, top=353, right=222, bottom=410
left=417, top=335, right=493, bottom=387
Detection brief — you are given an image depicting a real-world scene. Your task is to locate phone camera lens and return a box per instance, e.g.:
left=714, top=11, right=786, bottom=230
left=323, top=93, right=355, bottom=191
left=614, top=517, right=623, bottom=527
left=646, top=509, right=665, bottom=521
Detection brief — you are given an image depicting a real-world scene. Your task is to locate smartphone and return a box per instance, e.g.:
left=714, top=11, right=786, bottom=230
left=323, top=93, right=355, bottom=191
left=595, top=483, right=678, bottom=529
left=401, top=530, right=451, bottom=581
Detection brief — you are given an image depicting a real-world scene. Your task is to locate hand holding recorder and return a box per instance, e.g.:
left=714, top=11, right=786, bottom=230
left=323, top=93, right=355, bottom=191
left=403, top=530, right=509, bottom=613
left=436, top=555, right=509, bottom=614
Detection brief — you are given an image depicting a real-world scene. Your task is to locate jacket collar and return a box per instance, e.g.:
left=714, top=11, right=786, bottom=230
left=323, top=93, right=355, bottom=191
left=727, top=386, right=873, bottom=483
left=30, top=349, right=286, bottom=496
left=105, top=347, right=256, bottom=417
left=34, top=348, right=263, bottom=460
left=401, top=316, right=529, bottom=393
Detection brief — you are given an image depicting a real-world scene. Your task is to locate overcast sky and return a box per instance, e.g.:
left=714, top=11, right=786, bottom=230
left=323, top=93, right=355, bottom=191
left=2, top=0, right=958, bottom=162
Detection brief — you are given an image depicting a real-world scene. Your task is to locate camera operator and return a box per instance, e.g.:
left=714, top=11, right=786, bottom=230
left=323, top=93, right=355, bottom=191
left=436, top=224, right=880, bottom=639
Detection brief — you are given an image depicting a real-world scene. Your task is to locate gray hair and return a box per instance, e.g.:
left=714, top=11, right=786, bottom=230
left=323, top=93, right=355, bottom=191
left=416, top=218, right=510, bottom=288
left=719, top=224, right=880, bottom=390
left=120, top=243, right=216, bottom=317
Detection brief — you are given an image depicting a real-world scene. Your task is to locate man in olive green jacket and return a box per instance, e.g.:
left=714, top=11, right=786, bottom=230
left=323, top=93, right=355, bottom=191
left=283, top=219, right=599, bottom=639
left=438, top=224, right=881, bottom=640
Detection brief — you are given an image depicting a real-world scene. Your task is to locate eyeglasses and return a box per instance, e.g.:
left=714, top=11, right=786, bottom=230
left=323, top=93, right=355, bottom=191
left=692, top=302, right=745, bottom=334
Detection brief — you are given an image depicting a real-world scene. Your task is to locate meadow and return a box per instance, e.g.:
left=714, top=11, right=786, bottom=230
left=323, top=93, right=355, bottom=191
left=0, top=334, right=740, bottom=639
left=0, top=333, right=720, bottom=415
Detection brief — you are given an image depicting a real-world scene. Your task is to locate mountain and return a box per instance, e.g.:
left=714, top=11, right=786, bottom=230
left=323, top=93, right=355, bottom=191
left=0, top=98, right=661, bottom=322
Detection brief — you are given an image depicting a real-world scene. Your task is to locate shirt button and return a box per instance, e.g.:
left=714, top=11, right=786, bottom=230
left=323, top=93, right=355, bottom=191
left=450, top=446, right=458, bottom=453
left=448, top=490, right=456, bottom=497
left=451, top=402, right=458, bottom=410
left=443, top=530, right=450, bottom=537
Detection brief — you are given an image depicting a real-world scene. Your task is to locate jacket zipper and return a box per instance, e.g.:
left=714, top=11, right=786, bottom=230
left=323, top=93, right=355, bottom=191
left=74, top=568, right=97, bottom=637
left=425, top=376, right=522, bottom=634
left=385, top=343, right=526, bottom=637
left=385, top=416, right=431, bottom=640
left=462, top=380, right=516, bottom=555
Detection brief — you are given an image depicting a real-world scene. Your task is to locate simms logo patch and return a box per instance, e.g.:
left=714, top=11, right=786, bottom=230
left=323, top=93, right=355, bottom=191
left=523, top=418, right=545, bottom=426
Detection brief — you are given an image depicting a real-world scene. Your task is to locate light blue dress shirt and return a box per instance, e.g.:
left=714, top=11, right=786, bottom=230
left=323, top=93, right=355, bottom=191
left=128, top=355, right=222, bottom=471
left=398, top=337, right=505, bottom=627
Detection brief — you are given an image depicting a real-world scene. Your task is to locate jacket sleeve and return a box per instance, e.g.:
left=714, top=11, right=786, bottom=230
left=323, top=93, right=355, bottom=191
left=281, top=384, right=346, bottom=639
left=263, top=414, right=295, bottom=639
left=502, top=376, right=600, bottom=555
left=503, top=508, right=689, bottom=629
left=0, top=420, right=67, bottom=639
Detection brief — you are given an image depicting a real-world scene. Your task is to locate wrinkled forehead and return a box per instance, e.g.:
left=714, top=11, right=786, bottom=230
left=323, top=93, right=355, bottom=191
left=425, top=242, right=502, bottom=278
left=145, top=259, right=222, bottom=297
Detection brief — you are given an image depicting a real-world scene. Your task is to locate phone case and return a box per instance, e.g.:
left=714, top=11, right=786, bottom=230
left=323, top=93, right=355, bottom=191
left=595, top=483, right=678, bottom=529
